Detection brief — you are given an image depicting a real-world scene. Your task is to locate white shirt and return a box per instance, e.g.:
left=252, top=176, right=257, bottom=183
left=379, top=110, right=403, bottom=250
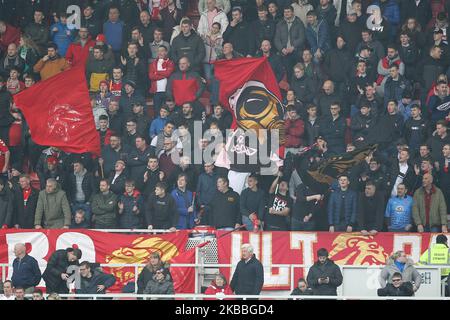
left=156, top=58, right=168, bottom=92
left=391, top=162, right=408, bottom=197
left=0, top=294, right=15, bottom=300
left=111, top=172, right=121, bottom=184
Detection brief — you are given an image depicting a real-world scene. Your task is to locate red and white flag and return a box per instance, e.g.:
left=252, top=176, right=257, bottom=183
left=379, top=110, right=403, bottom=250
left=13, top=66, right=101, bottom=155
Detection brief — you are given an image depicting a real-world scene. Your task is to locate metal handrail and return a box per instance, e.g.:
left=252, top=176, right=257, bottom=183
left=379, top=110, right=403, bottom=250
left=23, top=293, right=450, bottom=300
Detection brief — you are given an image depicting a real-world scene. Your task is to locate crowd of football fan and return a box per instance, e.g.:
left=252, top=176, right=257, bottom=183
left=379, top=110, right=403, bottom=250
left=0, top=0, right=448, bottom=235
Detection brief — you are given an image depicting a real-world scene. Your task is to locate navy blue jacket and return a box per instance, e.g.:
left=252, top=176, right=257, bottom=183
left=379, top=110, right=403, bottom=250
left=327, top=188, right=358, bottom=227
left=12, top=254, right=41, bottom=289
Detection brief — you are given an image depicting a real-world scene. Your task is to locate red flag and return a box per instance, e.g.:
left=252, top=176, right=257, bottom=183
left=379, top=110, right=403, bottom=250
left=169, top=241, right=210, bottom=294
left=214, top=57, right=286, bottom=170
left=13, top=66, right=101, bottom=155
left=214, top=57, right=283, bottom=128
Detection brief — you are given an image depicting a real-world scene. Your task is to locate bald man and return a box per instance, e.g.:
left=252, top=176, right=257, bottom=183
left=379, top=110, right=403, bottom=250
left=11, top=243, right=41, bottom=293
left=412, top=173, right=448, bottom=233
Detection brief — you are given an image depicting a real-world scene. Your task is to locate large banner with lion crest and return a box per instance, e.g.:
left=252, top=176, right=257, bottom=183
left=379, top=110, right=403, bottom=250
left=217, top=231, right=446, bottom=291
left=0, top=230, right=189, bottom=292
left=0, top=230, right=446, bottom=293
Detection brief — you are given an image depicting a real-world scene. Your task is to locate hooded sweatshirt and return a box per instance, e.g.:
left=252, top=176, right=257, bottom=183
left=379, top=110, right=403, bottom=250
left=35, top=184, right=72, bottom=228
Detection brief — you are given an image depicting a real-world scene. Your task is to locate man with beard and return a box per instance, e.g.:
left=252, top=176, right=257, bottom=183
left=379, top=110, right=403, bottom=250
left=33, top=43, right=70, bottom=80
left=307, top=248, right=343, bottom=295
left=100, top=135, right=130, bottom=178
left=91, top=179, right=118, bottom=229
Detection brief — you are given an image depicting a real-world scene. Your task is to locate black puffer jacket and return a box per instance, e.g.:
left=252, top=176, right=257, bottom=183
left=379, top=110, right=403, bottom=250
left=377, top=282, right=414, bottom=296
left=306, top=258, right=343, bottom=296
left=0, top=186, right=13, bottom=227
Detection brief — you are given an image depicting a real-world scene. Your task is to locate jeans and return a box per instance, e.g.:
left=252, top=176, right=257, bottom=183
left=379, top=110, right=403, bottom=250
left=203, top=63, right=219, bottom=105
left=291, top=217, right=316, bottom=231
left=424, top=226, right=441, bottom=232
left=242, top=215, right=262, bottom=231
left=242, top=215, right=253, bottom=231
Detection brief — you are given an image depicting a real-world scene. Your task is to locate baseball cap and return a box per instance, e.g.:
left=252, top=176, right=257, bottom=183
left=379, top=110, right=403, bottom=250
left=124, top=80, right=137, bottom=89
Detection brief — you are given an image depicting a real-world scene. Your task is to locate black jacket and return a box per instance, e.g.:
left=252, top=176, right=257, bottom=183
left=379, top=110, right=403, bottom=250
left=127, top=146, right=153, bottom=190
left=323, top=47, right=352, bottom=83
left=290, top=75, right=316, bottom=104
left=388, top=161, right=417, bottom=194
left=337, top=20, right=363, bottom=54
left=304, top=117, right=321, bottom=146
left=377, top=282, right=414, bottom=296
left=357, top=192, right=385, bottom=231
left=206, top=188, right=241, bottom=228
left=170, top=31, right=205, bottom=71
left=223, top=20, right=256, bottom=56
left=230, top=254, right=264, bottom=295
left=67, top=170, right=96, bottom=204
left=108, top=171, right=128, bottom=195
left=76, top=269, right=116, bottom=294
left=0, top=187, right=13, bottom=227
left=42, top=249, right=78, bottom=293
left=307, top=259, right=343, bottom=295
left=13, top=187, right=39, bottom=228
left=101, top=144, right=131, bottom=178
left=350, top=112, right=373, bottom=147
left=145, top=193, right=178, bottom=229
left=403, top=117, right=429, bottom=150
left=252, top=19, right=276, bottom=47
left=319, top=116, right=347, bottom=153
left=398, top=43, right=419, bottom=80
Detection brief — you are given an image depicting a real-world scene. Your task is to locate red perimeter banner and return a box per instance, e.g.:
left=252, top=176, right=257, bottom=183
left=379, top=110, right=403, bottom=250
left=217, top=231, right=447, bottom=291
left=0, top=230, right=189, bottom=292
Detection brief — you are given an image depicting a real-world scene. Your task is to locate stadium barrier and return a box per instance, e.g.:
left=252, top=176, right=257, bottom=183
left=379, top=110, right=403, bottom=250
left=2, top=262, right=449, bottom=297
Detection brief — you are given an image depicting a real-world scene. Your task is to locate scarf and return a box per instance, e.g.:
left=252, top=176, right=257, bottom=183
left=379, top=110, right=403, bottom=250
left=3, top=55, right=20, bottom=69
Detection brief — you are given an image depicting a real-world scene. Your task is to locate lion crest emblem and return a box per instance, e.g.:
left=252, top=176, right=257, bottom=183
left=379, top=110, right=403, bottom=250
left=105, top=237, right=180, bottom=285
left=328, top=233, right=389, bottom=265
left=47, top=104, right=82, bottom=142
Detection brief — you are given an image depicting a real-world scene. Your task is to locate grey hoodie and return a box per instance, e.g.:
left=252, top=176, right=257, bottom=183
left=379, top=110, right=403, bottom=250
left=379, top=257, right=421, bottom=292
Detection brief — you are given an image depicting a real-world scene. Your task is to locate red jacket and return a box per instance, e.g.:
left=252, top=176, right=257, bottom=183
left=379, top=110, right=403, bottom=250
left=65, top=38, right=96, bottom=66
left=99, top=128, right=113, bottom=147
left=148, top=58, right=175, bottom=94
left=204, top=282, right=233, bottom=300
left=0, top=24, right=20, bottom=52
left=285, top=118, right=305, bottom=148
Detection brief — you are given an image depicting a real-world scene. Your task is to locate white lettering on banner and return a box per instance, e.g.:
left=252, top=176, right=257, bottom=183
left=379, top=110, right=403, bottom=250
left=55, top=232, right=96, bottom=263
left=393, top=235, right=422, bottom=262
left=6, top=232, right=49, bottom=287
left=261, top=233, right=289, bottom=287
left=290, top=232, right=317, bottom=278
